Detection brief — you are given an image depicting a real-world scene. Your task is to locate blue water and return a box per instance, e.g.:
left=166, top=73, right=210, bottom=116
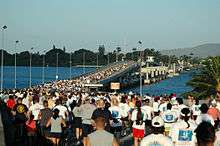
left=1, top=66, right=95, bottom=89
left=123, top=71, right=194, bottom=97
left=1, top=66, right=194, bottom=97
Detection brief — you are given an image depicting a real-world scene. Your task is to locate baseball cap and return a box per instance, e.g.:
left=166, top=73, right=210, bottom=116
left=152, top=116, right=164, bottom=127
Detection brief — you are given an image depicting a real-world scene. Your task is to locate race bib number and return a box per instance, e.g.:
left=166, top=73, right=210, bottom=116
left=112, top=110, right=119, bottom=118
left=178, top=129, right=193, bottom=142
left=165, top=115, right=174, bottom=121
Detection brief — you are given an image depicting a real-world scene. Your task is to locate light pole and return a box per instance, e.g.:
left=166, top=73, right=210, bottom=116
left=29, top=47, right=33, bottom=88
left=107, top=53, right=110, bottom=64
left=138, top=41, right=143, bottom=97
left=14, top=40, right=19, bottom=89
left=42, top=50, right=46, bottom=84
left=83, top=52, right=85, bottom=74
left=96, top=53, right=99, bottom=69
left=1, top=25, right=7, bottom=92
left=69, top=52, right=72, bottom=79
left=56, top=53, right=59, bottom=80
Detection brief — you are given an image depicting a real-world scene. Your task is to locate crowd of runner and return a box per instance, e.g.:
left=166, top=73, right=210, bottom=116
left=0, top=62, right=220, bottom=146
left=1, top=89, right=220, bottom=146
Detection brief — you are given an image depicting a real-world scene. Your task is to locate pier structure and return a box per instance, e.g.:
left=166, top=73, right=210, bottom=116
left=141, top=66, right=168, bottom=84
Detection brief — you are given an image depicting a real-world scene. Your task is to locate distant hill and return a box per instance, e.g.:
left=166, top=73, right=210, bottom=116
left=161, top=43, right=220, bottom=58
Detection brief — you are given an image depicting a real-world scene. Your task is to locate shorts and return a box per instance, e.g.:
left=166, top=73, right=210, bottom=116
left=82, top=124, right=93, bottom=137
left=133, top=128, right=144, bottom=138
left=49, top=132, right=61, bottom=138
left=73, top=117, right=82, bottom=128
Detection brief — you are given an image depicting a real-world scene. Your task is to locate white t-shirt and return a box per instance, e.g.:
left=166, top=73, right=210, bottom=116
left=29, top=103, right=43, bottom=120
left=119, top=103, right=130, bottom=118
left=214, top=130, right=220, bottom=146
left=170, top=120, right=197, bottom=146
left=131, top=108, right=147, bottom=130
left=53, top=105, right=68, bottom=119
left=159, top=102, right=167, bottom=114
left=153, top=102, right=159, bottom=112
left=191, top=104, right=201, bottom=116
left=140, top=134, right=174, bottom=146
left=141, top=105, right=154, bottom=120
left=196, top=113, right=215, bottom=126
left=109, top=106, right=123, bottom=127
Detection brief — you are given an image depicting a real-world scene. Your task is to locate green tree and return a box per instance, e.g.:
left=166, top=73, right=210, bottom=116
left=185, top=56, right=220, bottom=99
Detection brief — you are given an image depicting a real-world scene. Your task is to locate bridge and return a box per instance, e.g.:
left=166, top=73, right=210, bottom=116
left=77, top=61, right=169, bottom=91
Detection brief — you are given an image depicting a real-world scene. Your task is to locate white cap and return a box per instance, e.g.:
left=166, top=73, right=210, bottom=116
left=152, top=116, right=164, bottom=127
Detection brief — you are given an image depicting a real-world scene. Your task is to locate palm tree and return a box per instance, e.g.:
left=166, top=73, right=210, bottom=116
left=185, top=56, right=220, bottom=99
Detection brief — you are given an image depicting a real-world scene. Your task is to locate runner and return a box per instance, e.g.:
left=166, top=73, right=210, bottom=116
left=140, top=116, right=174, bottom=146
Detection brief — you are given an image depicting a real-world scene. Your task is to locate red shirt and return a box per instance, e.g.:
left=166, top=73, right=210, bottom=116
left=208, top=107, right=220, bottom=121
left=7, top=99, right=16, bottom=109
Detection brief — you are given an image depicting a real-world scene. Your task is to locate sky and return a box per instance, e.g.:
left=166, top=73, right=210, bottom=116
left=1, top=0, right=220, bottom=53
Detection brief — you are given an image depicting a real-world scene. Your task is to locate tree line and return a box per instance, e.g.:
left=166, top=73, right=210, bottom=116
left=0, top=45, right=184, bottom=67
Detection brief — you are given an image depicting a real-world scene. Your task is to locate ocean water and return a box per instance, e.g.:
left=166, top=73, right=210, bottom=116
left=1, top=66, right=95, bottom=89
left=123, top=71, right=194, bottom=97
left=1, top=66, right=194, bottom=97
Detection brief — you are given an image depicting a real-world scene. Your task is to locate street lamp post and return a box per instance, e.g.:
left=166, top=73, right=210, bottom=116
left=56, top=53, right=59, bottom=80
left=29, top=47, right=33, bottom=88
left=1, top=25, right=7, bottom=92
left=69, top=52, right=72, bottom=79
left=14, top=40, right=19, bottom=89
left=96, top=53, right=99, bottom=69
left=83, top=52, right=85, bottom=74
left=42, top=50, right=46, bottom=84
left=138, top=41, right=143, bottom=97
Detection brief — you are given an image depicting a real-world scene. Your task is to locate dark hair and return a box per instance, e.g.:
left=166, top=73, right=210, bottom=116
left=195, top=122, right=215, bottom=144
left=181, top=108, right=191, bottom=128
left=43, top=100, right=48, bottom=107
left=136, top=100, right=143, bottom=125
left=53, top=108, right=60, bottom=120
left=195, top=98, right=199, bottom=105
left=153, top=126, right=165, bottom=134
left=77, top=99, right=82, bottom=107
left=177, top=98, right=183, bottom=105
left=121, top=96, right=127, bottom=103
left=28, top=114, right=35, bottom=124
left=200, top=103, right=209, bottom=113
left=167, top=103, right=172, bottom=110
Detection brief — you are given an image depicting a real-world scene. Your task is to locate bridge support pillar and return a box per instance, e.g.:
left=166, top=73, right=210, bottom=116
left=144, top=72, right=150, bottom=84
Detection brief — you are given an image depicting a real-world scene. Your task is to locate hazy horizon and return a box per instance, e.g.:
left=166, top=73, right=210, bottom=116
left=1, top=0, right=220, bottom=53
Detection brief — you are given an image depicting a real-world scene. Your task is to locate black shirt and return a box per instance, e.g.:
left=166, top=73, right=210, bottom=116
left=13, top=103, right=28, bottom=123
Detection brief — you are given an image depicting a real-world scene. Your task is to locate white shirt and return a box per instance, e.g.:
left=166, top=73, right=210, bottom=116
left=170, top=120, right=197, bottom=146
left=131, top=108, right=147, bottom=130
left=191, top=104, right=201, bottom=116
left=141, top=105, right=154, bottom=120
left=29, top=103, right=43, bottom=120
left=196, top=113, right=215, bottom=126
left=119, top=103, right=130, bottom=118
left=53, top=105, right=68, bottom=119
left=109, top=106, right=123, bottom=127
left=214, top=130, right=220, bottom=146
left=153, top=102, right=159, bottom=112
left=140, top=134, right=174, bottom=146
left=159, top=102, right=167, bottom=114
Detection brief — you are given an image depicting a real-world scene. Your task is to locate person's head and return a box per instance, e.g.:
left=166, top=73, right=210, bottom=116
left=9, top=95, right=14, bottom=100
left=180, top=108, right=191, bottom=128
left=195, top=98, right=200, bottom=105
left=17, top=97, right=23, bottom=104
left=97, top=98, right=105, bottom=109
left=167, top=103, right=172, bottom=110
left=211, top=99, right=217, bottom=107
left=121, top=96, right=127, bottom=104
left=200, top=103, right=209, bottom=114
left=29, top=114, right=34, bottom=121
left=43, top=100, right=48, bottom=108
left=94, top=116, right=106, bottom=130
left=177, top=98, right=183, bottom=105
left=195, top=122, right=216, bottom=146
left=111, top=98, right=119, bottom=106
left=53, top=108, right=60, bottom=119
left=151, top=116, right=165, bottom=134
